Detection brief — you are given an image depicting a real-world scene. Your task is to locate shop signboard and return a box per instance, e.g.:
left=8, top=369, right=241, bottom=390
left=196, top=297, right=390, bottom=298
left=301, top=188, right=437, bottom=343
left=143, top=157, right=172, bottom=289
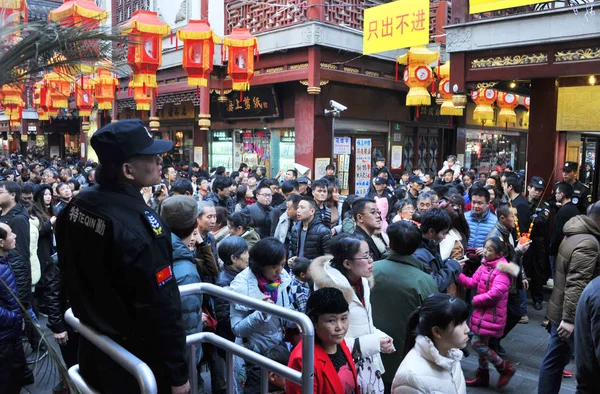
left=363, top=0, right=429, bottom=55
left=470, top=0, right=552, bottom=14
left=355, top=138, right=372, bottom=196
left=334, top=137, right=351, bottom=155
left=218, top=86, right=281, bottom=120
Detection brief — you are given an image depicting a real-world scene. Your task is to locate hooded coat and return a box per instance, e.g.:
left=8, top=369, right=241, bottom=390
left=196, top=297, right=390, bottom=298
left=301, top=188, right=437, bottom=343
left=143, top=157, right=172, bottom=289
left=392, top=335, right=466, bottom=394
left=456, top=256, right=519, bottom=338
left=413, top=238, right=461, bottom=293
left=547, top=215, right=600, bottom=325
left=311, top=255, right=389, bottom=374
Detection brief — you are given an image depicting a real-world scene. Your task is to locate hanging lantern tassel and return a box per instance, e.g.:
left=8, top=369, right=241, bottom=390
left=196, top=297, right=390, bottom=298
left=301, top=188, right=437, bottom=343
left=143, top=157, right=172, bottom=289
left=450, top=116, right=453, bottom=127
left=416, top=106, right=420, bottom=119
left=176, top=36, right=178, bottom=51
left=143, top=82, right=146, bottom=95
left=196, top=85, right=199, bottom=98
left=240, top=91, right=243, bottom=101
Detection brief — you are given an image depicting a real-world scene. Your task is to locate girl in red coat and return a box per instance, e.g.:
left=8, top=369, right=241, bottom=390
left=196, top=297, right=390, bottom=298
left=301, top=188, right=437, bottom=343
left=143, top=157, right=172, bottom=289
left=287, top=287, right=359, bottom=394
left=456, top=237, right=520, bottom=389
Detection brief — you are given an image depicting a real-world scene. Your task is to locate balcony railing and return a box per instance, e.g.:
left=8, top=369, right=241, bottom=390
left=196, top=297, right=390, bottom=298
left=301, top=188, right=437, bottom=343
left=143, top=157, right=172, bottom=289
left=225, top=0, right=451, bottom=44
left=450, top=0, right=588, bottom=24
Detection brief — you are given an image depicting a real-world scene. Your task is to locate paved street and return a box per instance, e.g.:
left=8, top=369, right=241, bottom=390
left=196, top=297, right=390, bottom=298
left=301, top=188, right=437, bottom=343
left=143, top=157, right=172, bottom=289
left=23, top=290, right=578, bottom=394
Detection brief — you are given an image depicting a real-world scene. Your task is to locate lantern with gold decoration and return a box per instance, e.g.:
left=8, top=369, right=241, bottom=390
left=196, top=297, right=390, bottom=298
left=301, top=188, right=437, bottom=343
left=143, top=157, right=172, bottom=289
left=496, top=92, right=518, bottom=125
left=397, top=47, right=440, bottom=109
left=437, top=61, right=462, bottom=116
left=94, top=68, right=118, bottom=110
left=43, top=72, right=73, bottom=109
left=33, top=82, right=49, bottom=121
left=472, top=88, right=497, bottom=126
left=177, top=20, right=220, bottom=89
left=223, top=28, right=258, bottom=92
left=0, top=83, right=24, bottom=118
left=0, top=0, right=28, bottom=42
left=122, top=10, right=170, bottom=110
left=75, top=76, right=94, bottom=116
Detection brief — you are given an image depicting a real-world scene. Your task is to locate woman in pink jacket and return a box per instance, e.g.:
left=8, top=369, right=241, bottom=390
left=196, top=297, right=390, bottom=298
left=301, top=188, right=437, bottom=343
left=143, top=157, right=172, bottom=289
left=456, top=237, right=520, bottom=389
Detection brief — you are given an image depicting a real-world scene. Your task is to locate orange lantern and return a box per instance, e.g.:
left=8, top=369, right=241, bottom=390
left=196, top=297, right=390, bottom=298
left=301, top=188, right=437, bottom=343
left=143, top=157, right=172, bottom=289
left=397, top=47, right=440, bottom=107
left=48, top=0, right=108, bottom=28
left=438, top=61, right=462, bottom=116
left=472, top=88, right=497, bottom=124
left=223, top=28, right=258, bottom=91
left=122, top=10, right=170, bottom=95
left=75, top=76, right=94, bottom=116
left=177, top=20, right=220, bottom=88
left=0, top=84, right=24, bottom=117
left=132, top=85, right=152, bottom=111
left=94, top=68, right=118, bottom=110
left=34, top=82, right=49, bottom=121
left=497, top=92, right=519, bottom=124
left=43, top=72, right=73, bottom=109
left=0, top=0, right=28, bottom=27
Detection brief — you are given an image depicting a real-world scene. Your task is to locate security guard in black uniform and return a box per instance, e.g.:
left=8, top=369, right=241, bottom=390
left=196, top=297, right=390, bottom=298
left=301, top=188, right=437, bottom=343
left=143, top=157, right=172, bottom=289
left=55, top=120, right=190, bottom=394
left=523, top=176, right=551, bottom=311
left=548, top=161, right=590, bottom=214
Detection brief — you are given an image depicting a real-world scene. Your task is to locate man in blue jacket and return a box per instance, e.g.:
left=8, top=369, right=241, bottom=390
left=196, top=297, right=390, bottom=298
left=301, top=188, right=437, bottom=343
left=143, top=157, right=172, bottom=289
left=465, top=186, right=498, bottom=249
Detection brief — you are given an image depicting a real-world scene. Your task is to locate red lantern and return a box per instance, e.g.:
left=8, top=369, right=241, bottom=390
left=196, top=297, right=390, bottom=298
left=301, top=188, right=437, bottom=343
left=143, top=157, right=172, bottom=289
left=33, top=82, right=49, bottom=121
left=1, top=83, right=24, bottom=115
left=122, top=10, right=170, bottom=104
left=472, top=88, right=497, bottom=124
left=94, top=68, right=118, bottom=110
left=44, top=72, right=73, bottom=109
left=48, top=0, right=108, bottom=28
left=0, top=0, right=28, bottom=28
left=8, top=105, right=23, bottom=128
left=223, top=28, right=258, bottom=91
left=177, top=20, right=220, bottom=88
left=497, top=92, right=518, bottom=124
left=76, top=76, right=94, bottom=116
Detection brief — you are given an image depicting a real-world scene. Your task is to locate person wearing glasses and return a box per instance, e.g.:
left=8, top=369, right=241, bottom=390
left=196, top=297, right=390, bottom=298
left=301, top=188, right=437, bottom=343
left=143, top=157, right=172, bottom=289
left=241, top=182, right=274, bottom=239
left=311, top=233, right=395, bottom=394
left=352, top=198, right=385, bottom=261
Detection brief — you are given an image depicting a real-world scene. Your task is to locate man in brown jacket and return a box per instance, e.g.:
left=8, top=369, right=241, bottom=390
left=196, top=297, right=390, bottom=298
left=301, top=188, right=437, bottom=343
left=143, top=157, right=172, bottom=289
left=538, top=202, right=600, bottom=394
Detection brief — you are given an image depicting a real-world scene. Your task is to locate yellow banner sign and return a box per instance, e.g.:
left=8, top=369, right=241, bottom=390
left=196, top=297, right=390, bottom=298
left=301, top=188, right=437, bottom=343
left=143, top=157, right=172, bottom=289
left=363, top=0, right=430, bottom=55
left=470, top=0, right=553, bottom=14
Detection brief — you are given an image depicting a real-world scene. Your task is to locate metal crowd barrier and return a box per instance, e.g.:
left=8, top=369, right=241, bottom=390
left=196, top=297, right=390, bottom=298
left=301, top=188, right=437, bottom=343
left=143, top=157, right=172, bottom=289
left=179, top=282, right=315, bottom=394
left=64, top=309, right=158, bottom=394
left=64, top=283, right=315, bottom=394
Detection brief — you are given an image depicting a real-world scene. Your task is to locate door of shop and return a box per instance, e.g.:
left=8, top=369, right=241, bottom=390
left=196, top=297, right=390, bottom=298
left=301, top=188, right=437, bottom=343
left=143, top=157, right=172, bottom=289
left=580, top=136, right=599, bottom=203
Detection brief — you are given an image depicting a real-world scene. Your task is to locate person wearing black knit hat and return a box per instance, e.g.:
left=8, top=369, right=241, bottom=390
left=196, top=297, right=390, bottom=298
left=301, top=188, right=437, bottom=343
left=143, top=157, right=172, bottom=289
left=287, top=288, right=359, bottom=394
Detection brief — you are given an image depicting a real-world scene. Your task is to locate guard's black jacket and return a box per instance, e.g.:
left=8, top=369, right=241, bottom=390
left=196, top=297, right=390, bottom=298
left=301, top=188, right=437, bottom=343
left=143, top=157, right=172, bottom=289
left=55, top=183, right=188, bottom=393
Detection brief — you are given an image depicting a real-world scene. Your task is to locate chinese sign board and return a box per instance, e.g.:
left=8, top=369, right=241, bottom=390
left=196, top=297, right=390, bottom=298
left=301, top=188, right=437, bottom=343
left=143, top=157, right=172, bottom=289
left=355, top=138, right=372, bottom=196
left=469, top=0, right=552, bottom=14
left=334, top=136, right=352, bottom=155
left=363, top=0, right=430, bottom=55
left=217, top=86, right=281, bottom=120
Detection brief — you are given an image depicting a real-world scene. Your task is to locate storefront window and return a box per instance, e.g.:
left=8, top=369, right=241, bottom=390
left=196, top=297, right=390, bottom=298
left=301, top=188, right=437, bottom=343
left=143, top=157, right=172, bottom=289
left=280, top=129, right=295, bottom=172
left=465, top=130, right=520, bottom=173
left=171, top=130, right=193, bottom=164
left=210, top=130, right=234, bottom=172
left=64, top=133, right=81, bottom=157
left=240, top=130, right=271, bottom=169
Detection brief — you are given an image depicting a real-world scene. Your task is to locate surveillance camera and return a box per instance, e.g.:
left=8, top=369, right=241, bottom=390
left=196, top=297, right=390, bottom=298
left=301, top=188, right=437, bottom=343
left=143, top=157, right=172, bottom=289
left=329, top=100, right=347, bottom=112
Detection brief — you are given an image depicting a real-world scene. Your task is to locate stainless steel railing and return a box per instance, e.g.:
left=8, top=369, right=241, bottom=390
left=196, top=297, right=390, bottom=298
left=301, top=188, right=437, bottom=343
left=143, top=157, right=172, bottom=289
left=64, top=309, right=158, bottom=394
left=179, top=283, right=315, bottom=394
left=65, top=283, right=315, bottom=394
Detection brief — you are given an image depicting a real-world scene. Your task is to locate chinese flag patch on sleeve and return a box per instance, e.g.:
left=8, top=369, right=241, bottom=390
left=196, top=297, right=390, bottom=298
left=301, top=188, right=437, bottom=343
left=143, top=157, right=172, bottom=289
left=156, top=265, right=173, bottom=288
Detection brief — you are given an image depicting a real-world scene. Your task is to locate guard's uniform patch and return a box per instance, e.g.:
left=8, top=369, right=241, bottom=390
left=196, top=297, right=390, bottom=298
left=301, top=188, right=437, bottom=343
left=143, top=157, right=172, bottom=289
left=573, top=197, right=579, bottom=204
left=143, top=211, right=164, bottom=238
left=156, top=265, right=173, bottom=288
left=67, top=205, right=107, bottom=236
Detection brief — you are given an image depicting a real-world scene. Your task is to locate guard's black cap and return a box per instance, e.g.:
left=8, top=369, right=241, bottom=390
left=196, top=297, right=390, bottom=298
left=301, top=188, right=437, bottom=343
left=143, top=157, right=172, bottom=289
left=296, top=177, right=310, bottom=184
left=563, top=161, right=578, bottom=172
left=91, top=119, right=173, bottom=164
left=529, top=176, right=546, bottom=190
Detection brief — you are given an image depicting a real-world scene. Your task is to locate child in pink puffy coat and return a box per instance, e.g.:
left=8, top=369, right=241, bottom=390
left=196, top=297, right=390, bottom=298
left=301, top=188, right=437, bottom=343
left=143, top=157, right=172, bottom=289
left=456, top=237, right=520, bottom=389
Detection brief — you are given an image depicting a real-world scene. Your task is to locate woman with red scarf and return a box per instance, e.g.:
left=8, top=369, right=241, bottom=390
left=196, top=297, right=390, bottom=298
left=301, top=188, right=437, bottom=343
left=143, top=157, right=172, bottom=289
left=229, top=237, right=296, bottom=390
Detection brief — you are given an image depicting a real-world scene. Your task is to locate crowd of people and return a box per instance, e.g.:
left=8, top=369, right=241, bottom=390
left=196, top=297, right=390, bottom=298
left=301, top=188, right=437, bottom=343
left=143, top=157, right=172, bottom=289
left=1, top=119, right=600, bottom=394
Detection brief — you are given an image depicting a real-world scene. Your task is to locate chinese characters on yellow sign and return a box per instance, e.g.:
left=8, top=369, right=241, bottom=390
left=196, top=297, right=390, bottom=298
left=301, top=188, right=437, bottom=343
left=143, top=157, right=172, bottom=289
left=363, top=0, right=429, bottom=55
left=226, top=96, right=269, bottom=112
left=469, top=0, right=552, bottom=14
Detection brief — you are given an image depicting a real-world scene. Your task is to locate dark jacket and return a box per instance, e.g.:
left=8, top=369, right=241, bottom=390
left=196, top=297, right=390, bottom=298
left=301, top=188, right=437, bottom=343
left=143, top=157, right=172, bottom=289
left=413, top=238, right=462, bottom=293
left=55, top=184, right=188, bottom=389
left=320, top=175, right=341, bottom=190
left=510, top=194, right=531, bottom=238
left=353, top=225, right=384, bottom=261
left=269, top=201, right=287, bottom=237
left=547, top=215, right=600, bottom=325
left=0, top=203, right=31, bottom=272
left=0, top=255, right=22, bottom=341
left=204, top=191, right=235, bottom=215
left=549, top=201, right=580, bottom=256
left=575, top=275, right=600, bottom=392
left=45, top=253, right=70, bottom=334
left=6, top=250, right=31, bottom=308
left=37, top=219, right=55, bottom=270
left=242, top=202, right=273, bottom=240
left=290, top=215, right=332, bottom=260
left=370, top=251, right=438, bottom=385
left=214, top=265, right=244, bottom=341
